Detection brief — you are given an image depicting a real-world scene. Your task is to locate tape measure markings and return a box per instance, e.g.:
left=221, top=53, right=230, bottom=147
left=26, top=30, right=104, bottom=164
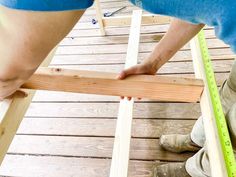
left=198, top=30, right=236, bottom=177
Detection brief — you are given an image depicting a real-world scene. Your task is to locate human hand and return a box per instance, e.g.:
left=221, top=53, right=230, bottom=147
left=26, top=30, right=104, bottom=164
left=117, top=61, right=158, bottom=100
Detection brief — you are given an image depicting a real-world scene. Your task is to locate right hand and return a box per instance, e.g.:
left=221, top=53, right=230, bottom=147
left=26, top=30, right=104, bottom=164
left=118, top=63, right=158, bottom=80
left=117, top=62, right=158, bottom=100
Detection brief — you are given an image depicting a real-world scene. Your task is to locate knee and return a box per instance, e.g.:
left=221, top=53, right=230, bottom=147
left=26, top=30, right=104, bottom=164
left=226, top=103, right=236, bottom=149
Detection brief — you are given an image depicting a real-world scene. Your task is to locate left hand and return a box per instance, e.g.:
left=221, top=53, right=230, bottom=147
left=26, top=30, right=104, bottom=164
left=0, top=78, right=27, bottom=101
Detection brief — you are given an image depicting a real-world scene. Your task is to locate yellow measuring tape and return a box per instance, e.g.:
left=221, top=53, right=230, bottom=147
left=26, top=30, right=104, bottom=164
left=198, top=30, right=236, bottom=177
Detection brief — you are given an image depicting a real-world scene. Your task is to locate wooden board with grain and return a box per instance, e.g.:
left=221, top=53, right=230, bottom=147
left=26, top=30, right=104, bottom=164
left=22, top=67, right=203, bottom=102
left=17, top=118, right=195, bottom=138
left=109, top=10, right=142, bottom=177
left=190, top=35, right=227, bottom=177
left=7, top=135, right=193, bottom=161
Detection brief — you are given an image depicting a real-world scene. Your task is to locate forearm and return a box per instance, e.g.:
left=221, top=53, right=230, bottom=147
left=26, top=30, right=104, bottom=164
left=145, top=18, right=205, bottom=70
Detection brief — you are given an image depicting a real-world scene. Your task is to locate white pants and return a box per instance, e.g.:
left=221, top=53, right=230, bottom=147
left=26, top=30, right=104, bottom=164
left=185, top=60, right=236, bottom=177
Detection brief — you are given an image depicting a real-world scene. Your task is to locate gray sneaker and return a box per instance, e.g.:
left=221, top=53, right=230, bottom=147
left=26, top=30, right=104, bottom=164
left=153, top=162, right=191, bottom=177
left=160, top=134, right=201, bottom=153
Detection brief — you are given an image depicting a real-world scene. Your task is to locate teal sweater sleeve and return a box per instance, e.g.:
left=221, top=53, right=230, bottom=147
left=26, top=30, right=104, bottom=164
left=0, top=0, right=94, bottom=11
left=130, top=0, right=236, bottom=53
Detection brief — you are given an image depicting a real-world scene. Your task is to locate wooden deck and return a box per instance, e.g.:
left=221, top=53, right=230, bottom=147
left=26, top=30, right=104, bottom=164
left=0, top=0, right=235, bottom=176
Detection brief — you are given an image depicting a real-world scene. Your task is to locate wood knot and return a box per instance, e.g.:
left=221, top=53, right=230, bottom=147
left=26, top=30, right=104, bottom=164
left=0, top=127, right=5, bottom=136
left=73, top=75, right=79, bottom=78
left=55, top=68, right=62, bottom=72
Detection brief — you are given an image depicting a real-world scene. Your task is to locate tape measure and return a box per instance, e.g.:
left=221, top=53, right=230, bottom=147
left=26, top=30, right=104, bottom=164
left=198, top=30, right=236, bottom=177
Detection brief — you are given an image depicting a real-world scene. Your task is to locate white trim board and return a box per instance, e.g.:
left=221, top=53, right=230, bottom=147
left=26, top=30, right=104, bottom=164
left=190, top=36, right=227, bottom=177
left=109, top=10, right=142, bottom=177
